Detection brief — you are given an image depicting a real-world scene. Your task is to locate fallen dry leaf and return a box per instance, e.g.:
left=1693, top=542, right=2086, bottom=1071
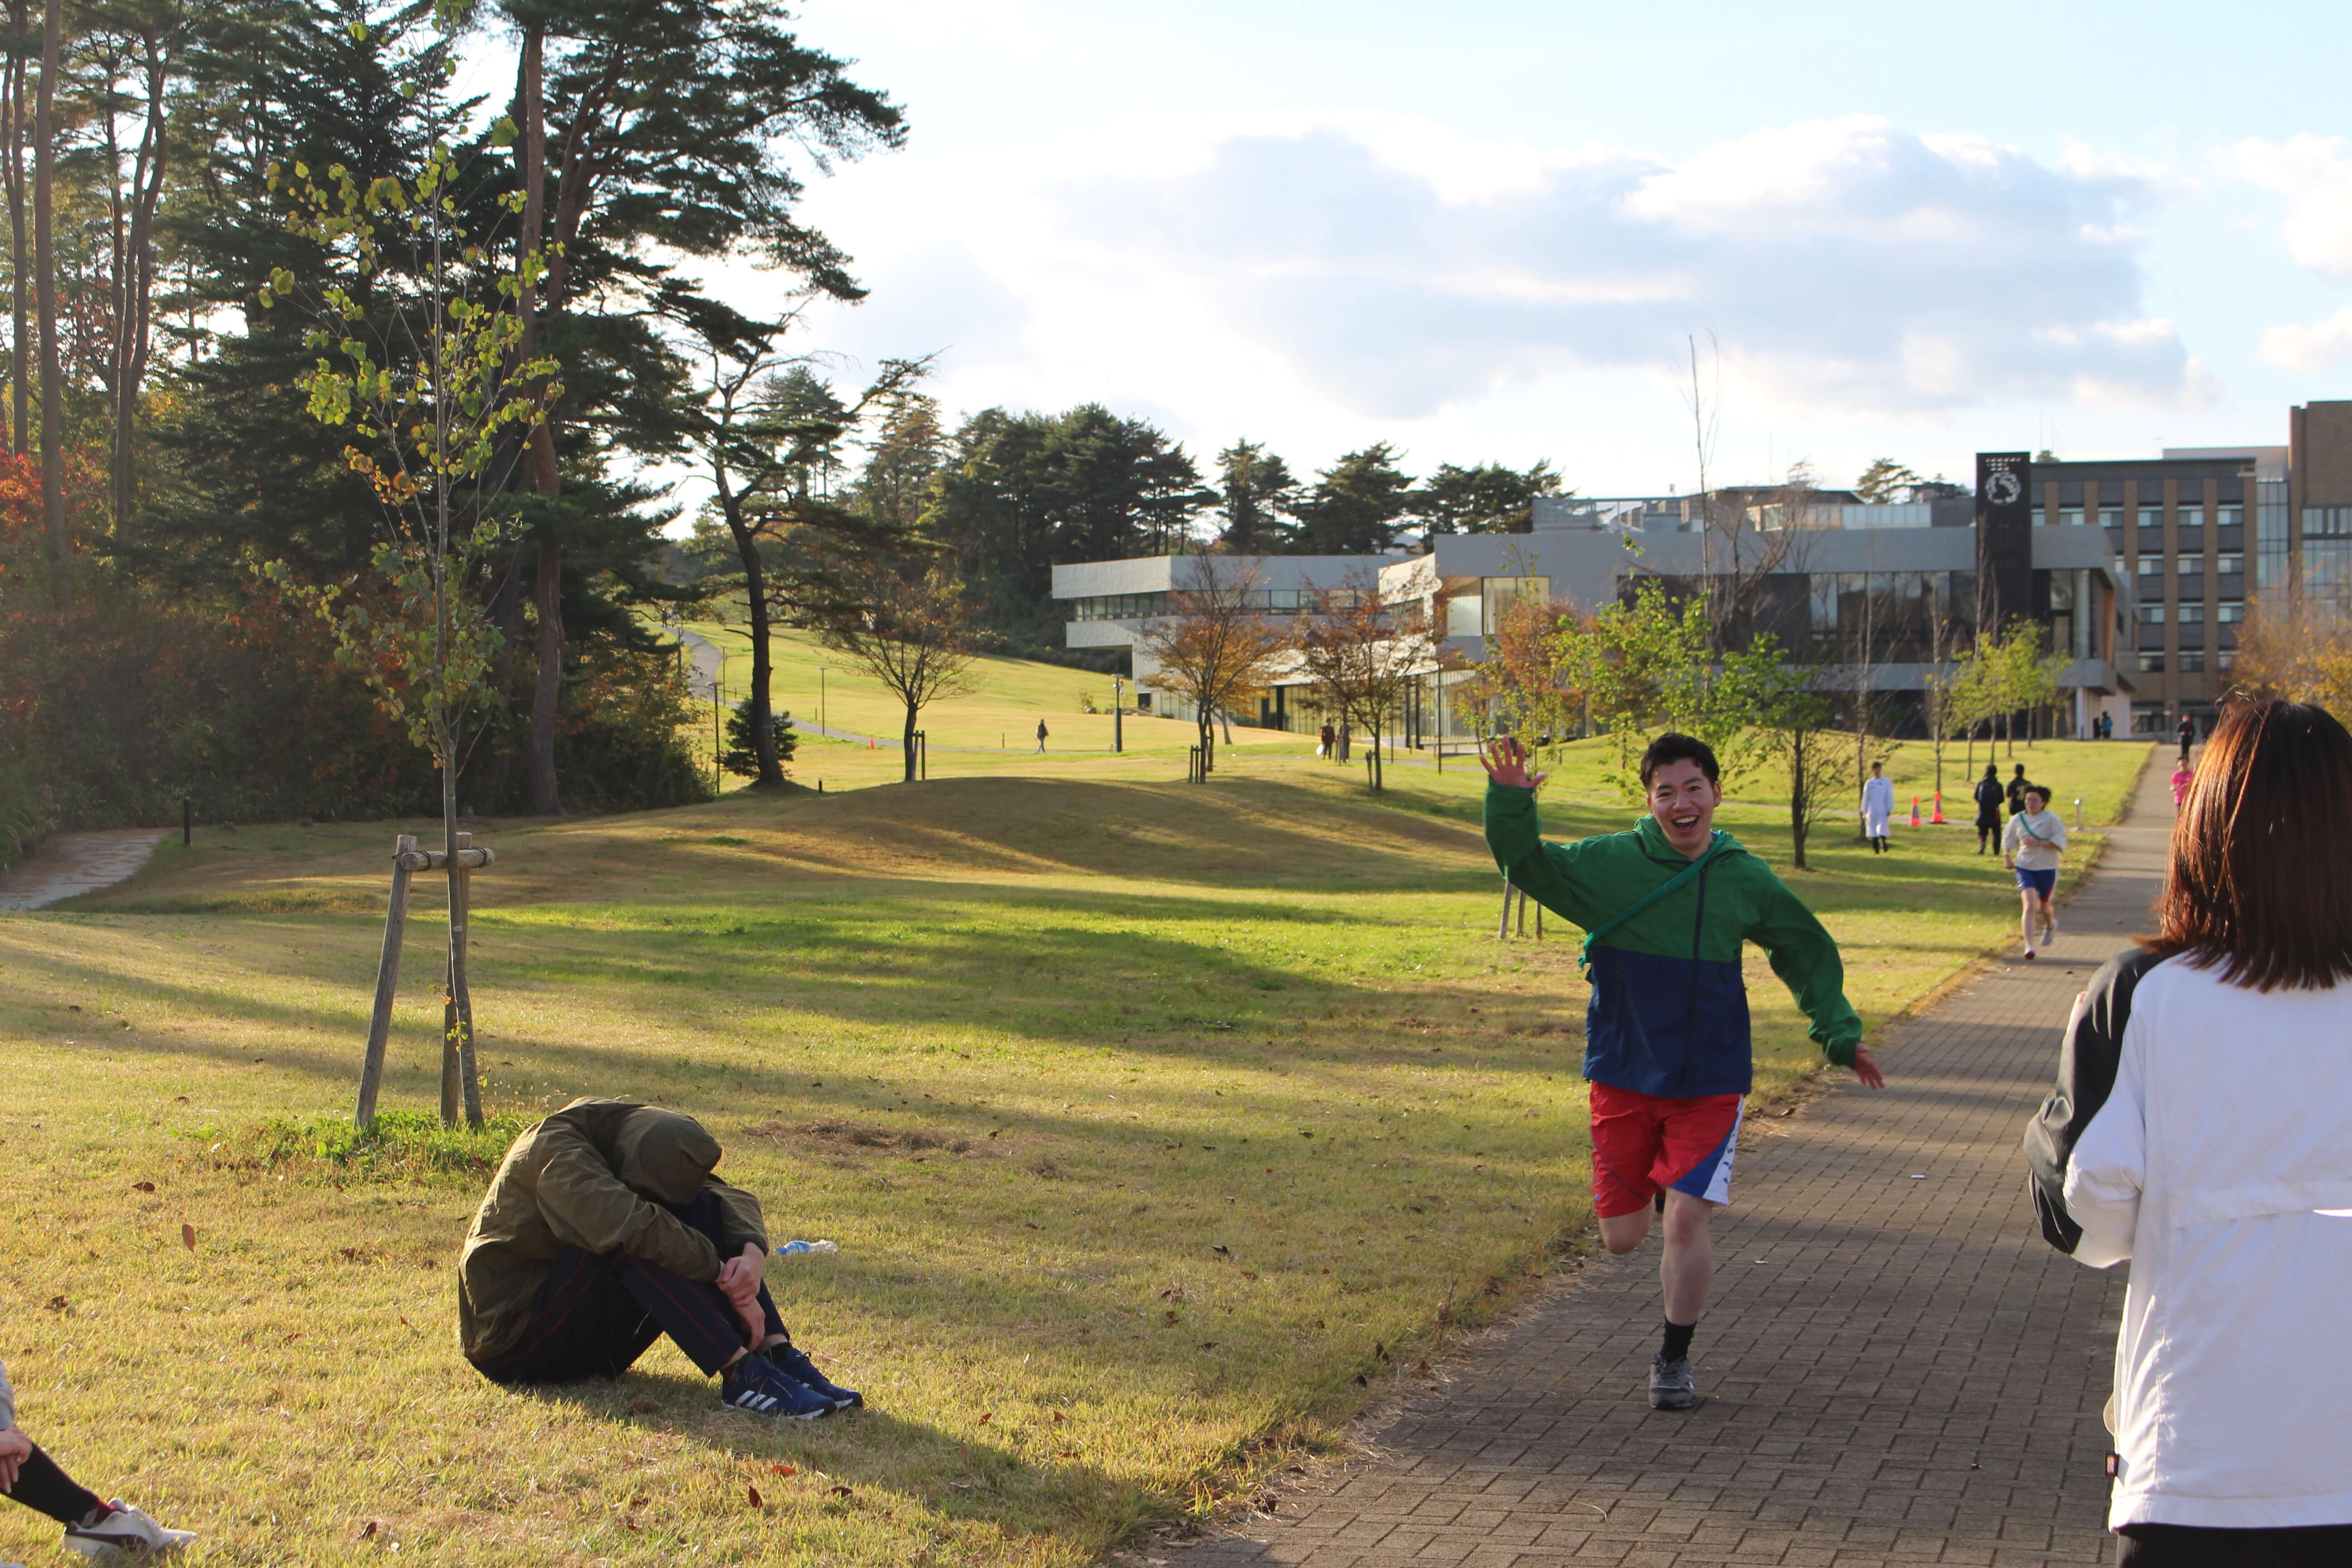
left=977, top=1411, right=991, bottom=1424
left=181, top=1223, right=196, bottom=1252
left=1051, top=1411, right=1065, bottom=1424
left=769, top=1463, right=796, bottom=1477
left=746, top=1484, right=763, bottom=1508
left=357, top=1520, right=377, bottom=1541
left=132, top=1181, right=155, bottom=1193
left=827, top=1484, right=852, bottom=1498
left=43, top=1295, right=65, bottom=1313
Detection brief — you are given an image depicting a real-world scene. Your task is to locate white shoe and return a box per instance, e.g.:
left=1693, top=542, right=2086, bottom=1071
left=64, top=1502, right=195, bottom=1556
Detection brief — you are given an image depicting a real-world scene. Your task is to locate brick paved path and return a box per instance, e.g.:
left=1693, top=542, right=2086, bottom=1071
left=1184, top=750, right=2169, bottom=1568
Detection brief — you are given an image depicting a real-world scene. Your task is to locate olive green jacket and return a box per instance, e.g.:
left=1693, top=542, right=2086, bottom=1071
left=456, top=1098, right=768, bottom=1362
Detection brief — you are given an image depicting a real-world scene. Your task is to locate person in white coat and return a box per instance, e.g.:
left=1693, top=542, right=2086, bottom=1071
left=2024, top=699, right=2352, bottom=1566
left=0, top=1355, right=194, bottom=1553
left=1859, top=760, right=1896, bottom=854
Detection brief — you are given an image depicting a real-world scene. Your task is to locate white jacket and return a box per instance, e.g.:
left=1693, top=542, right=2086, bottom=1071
left=2003, top=809, right=2068, bottom=870
left=1860, top=775, right=1896, bottom=834
left=2056, top=955, right=2352, bottom=1528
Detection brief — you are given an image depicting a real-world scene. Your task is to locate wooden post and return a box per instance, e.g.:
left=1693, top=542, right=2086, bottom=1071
left=446, top=830, right=483, bottom=1127
left=355, top=833, right=417, bottom=1131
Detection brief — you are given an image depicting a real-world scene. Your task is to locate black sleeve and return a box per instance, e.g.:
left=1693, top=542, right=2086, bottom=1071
left=2022, top=948, right=2165, bottom=1253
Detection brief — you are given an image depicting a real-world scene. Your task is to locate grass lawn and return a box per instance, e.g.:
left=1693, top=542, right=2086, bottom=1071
left=0, top=733, right=2153, bottom=1565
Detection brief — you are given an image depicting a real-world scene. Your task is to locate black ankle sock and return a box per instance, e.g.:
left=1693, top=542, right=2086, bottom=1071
left=1661, top=1318, right=1695, bottom=1363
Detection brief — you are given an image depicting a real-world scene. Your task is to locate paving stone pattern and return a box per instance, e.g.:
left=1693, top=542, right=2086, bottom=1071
left=0, top=828, right=167, bottom=911
left=1184, top=750, right=2174, bottom=1568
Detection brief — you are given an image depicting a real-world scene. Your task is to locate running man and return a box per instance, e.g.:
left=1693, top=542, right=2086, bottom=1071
left=1483, top=733, right=1884, bottom=1411
left=2003, top=784, right=2068, bottom=958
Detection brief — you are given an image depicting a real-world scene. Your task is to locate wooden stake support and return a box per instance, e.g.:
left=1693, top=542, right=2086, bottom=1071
left=355, top=831, right=496, bottom=1131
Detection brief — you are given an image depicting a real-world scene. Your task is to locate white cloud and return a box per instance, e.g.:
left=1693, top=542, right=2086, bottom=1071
left=2233, top=134, right=2352, bottom=277
left=1062, top=116, right=2190, bottom=421
left=2258, top=306, right=2352, bottom=372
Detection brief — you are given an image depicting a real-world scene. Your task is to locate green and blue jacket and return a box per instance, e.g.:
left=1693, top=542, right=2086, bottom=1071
left=1485, top=784, right=1862, bottom=1097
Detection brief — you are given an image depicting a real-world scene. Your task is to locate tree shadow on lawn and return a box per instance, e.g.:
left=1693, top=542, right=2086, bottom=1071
left=507, top=1371, right=1151, bottom=1537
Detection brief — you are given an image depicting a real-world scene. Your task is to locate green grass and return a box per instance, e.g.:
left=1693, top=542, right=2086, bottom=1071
left=0, top=735, right=2154, bottom=1565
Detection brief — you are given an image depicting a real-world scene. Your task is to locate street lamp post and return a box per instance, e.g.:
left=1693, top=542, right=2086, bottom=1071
left=818, top=667, right=827, bottom=740
left=1112, top=676, right=1124, bottom=754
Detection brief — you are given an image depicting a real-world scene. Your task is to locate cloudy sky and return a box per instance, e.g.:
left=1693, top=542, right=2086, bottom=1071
left=688, top=0, right=2352, bottom=499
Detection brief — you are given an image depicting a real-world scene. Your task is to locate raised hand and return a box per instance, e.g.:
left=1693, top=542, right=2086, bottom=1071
left=1481, top=735, right=1547, bottom=791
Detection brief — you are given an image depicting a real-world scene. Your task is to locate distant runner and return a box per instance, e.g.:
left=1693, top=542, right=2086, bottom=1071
left=2003, top=785, right=2068, bottom=959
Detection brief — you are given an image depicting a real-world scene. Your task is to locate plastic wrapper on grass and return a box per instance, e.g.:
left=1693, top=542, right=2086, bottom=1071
left=185, top=1108, right=532, bottom=1185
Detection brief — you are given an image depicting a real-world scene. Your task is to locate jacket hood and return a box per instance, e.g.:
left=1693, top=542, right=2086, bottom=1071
left=1631, top=813, right=1744, bottom=863
left=611, top=1106, right=721, bottom=1206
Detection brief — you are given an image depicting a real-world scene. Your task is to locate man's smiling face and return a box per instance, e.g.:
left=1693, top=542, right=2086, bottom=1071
left=1647, top=757, right=1720, bottom=858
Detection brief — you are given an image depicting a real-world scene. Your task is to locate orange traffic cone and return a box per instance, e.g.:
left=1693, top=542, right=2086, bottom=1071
left=1931, top=790, right=1945, bottom=824
left=1910, top=796, right=1921, bottom=827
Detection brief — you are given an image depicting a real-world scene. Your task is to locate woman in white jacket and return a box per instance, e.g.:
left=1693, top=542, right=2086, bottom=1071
left=2024, top=699, right=2352, bottom=1565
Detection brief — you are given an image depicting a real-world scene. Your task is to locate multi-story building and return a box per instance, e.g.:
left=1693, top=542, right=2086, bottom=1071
left=1053, top=408, right=2352, bottom=745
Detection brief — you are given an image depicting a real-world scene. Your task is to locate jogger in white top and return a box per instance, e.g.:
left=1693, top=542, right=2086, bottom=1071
left=2002, top=786, right=2068, bottom=957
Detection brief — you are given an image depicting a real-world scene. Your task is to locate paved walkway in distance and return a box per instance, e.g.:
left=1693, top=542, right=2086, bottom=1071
left=1184, top=747, right=2170, bottom=1568
left=0, top=828, right=167, bottom=912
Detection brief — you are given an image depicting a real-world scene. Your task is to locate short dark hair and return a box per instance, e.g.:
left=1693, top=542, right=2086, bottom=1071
left=2144, top=699, right=2352, bottom=991
left=2024, top=785, right=2048, bottom=805
left=1640, top=732, right=1719, bottom=788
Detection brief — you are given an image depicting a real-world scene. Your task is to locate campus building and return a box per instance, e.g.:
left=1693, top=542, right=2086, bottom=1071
left=1052, top=406, right=2352, bottom=745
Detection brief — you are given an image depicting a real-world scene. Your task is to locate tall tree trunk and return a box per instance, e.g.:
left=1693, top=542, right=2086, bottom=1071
left=113, top=29, right=166, bottom=535
left=3, top=0, right=23, bottom=456
left=902, top=701, right=917, bottom=783
left=1789, top=728, right=1809, bottom=871
left=528, top=527, right=563, bottom=811
left=33, top=0, right=61, bottom=607
left=515, top=25, right=564, bottom=813
left=717, top=478, right=782, bottom=785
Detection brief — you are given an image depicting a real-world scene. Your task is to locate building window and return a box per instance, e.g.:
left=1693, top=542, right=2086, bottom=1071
left=1481, top=576, right=1551, bottom=635
left=2218, top=651, right=2236, bottom=671
left=2307, top=507, right=2352, bottom=537
left=2057, top=506, right=2083, bottom=528
left=2178, top=505, right=2205, bottom=531
left=2138, top=506, right=2163, bottom=533
left=2218, top=600, right=2245, bottom=624
left=1445, top=593, right=1482, bottom=638
left=2099, top=507, right=2124, bottom=530
left=2179, top=650, right=2206, bottom=672
left=2216, top=505, right=2244, bottom=528
left=2178, top=555, right=2204, bottom=577
left=2139, top=652, right=2166, bottom=673
left=2258, top=479, right=2291, bottom=590
left=2306, top=537, right=2352, bottom=598
left=2177, top=603, right=2206, bottom=624
left=2215, top=554, right=2243, bottom=577
left=2136, top=603, right=2166, bottom=624
left=2136, top=556, right=2165, bottom=579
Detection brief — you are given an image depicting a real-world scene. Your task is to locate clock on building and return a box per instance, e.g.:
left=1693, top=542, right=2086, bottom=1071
left=1985, top=471, right=2023, bottom=506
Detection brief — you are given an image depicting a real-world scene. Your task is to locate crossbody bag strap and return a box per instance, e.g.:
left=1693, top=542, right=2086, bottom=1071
left=1574, top=830, right=1725, bottom=973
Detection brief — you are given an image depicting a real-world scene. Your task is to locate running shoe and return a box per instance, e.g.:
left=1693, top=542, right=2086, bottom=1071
left=767, top=1336, right=862, bottom=1410
left=1647, top=1355, right=1696, bottom=1411
left=63, top=1502, right=196, bottom=1556
left=719, top=1354, right=831, bottom=1420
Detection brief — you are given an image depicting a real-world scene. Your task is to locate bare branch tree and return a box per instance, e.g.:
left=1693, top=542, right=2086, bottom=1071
left=813, top=558, right=980, bottom=782
left=1294, top=572, right=1437, bottom=792
left=1134, top=556, right=1290, bottom=774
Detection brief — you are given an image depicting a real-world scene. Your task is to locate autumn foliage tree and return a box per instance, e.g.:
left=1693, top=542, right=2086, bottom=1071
left=813, top=556, right=979, bottom=783
left=1294, top=572, right=1436, bottom=792
left=1133, top=555, right=1289, bottom=775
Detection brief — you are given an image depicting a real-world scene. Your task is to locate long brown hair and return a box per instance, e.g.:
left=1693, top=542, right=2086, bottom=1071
left=2144, top=699, right=2352, bottom=990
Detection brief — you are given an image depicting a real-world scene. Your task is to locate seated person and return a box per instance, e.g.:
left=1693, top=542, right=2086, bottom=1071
left=1, top=1357, right=195, bottom=1555
left=458, top=1098, right=859, bottom=1419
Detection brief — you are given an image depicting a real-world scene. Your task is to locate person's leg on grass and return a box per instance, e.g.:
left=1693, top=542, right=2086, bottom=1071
left=676, top=1191, right=861, bottom=1407
left=0, top=1430, right=191, bottom=1554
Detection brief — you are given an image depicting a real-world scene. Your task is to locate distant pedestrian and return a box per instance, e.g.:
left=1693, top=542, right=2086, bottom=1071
left=1035, top=720, right=1048, bottom=754
left=1860, top=760, right=1895, bottom=854
left=1318, top=720, right=1333, bottom=760
left=1974, top=764, right=2005, bottom=854
left=2101, top=712, right=2114, bottom=740
left=2004, top=785, right=2068, bottom=959
left=2007, top=763, right=2034, bottom=818
left=2026, top=699, right=2352, bottom=1563
left=2177, top=714, right=2195, bottom=764
left=2170, top=760, right=2194, bottom=814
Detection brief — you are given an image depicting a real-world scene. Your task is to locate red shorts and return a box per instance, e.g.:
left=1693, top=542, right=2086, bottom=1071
left=1588, top=1082, right=1745, bottom=1219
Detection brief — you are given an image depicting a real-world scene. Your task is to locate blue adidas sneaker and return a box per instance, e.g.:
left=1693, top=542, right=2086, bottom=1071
left=768, top=1337, right=862, bottom=1410
left=720, top=1353, right=831, bottom=1420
